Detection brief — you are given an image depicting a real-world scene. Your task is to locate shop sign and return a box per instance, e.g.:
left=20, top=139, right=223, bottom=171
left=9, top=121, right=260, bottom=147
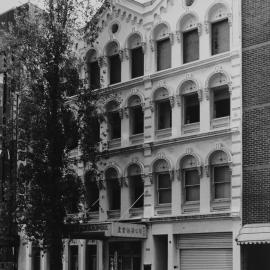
left=111, top=222, right=147, bottom=239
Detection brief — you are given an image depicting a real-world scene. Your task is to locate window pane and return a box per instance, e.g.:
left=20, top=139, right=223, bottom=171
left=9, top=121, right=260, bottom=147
left=158, top=174, right=171, bottom=188
left=130, top=175, right=144, bottom=208
left=108, top=111, right=121, bottom=139
left=186, top=186, right=200, bottom=201
left=214, top=166, right=231, bottom=183
left=32, top=247, right=41, bottom=270
left=89, top=61, right=100, bottom=90
left=69, top=246, right=78, bottom=270
left=130, top=106, right=144, bottom=135
left=157, top=100, right=172, bottom=130
left=86, top=181, right=99, bottom=212
left=184, top=94, right=200, bottom=124
left=86, top=245, right=97, bottom=270
left=131, top=47, right=144, bottom=78
left=108, top=178, right=121, bottom=210
left=213, top=88, right=230, bottom=118
left=211, top=19, right=230, bottom=55
left=159, top=189, right=172, bottom=204
left=157, top=38, right=171, bottom=71
left=183, top=29, right=199, bottom=63
left=110, top=55, right=121, bottom=84
left=215, top=183, right=231, bottom=199
left=185, top=170, right=200, bottom=186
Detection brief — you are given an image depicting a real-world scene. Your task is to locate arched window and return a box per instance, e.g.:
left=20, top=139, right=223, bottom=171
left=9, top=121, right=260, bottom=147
left=209, top=151, right=231, bottom=200
left=128, top=95, right=144, bottom=136
left=106, top=101, right=121, bottom=140
left=127, top=164, right=144, bottom=208
left=209, top=4, right=230, bottom=55
left=153, top=159, right=172, bottom=205
left=154, top=88, right=172, bottom=131
left=180, top=14, right=199, bottom=63
left=106, top=41, right=121, bottom=84
left=127, top=33, right=144, bottom=78
left=86, top=49, right=100, bottom=90
left=209, top=73, right=230, bottom=119
left=153, top=23, right=172, bottom=71
left=84, top=170, right=99, bottom=212
left=105, top=168, right=121, bottom=211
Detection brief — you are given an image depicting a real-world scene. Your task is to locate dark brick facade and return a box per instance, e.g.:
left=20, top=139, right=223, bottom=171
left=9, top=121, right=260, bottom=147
left=242, top=0, right=270, bottom=224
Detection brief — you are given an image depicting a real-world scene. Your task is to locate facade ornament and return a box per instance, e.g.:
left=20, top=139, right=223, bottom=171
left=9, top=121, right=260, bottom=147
left=176, top=169, right=181, bottom=181
left=121, top=11, right=126, bottom=20
left=141, top=42, right=147, bottom=54
left=228, top=81, right=233, bottom=95
left=169, top=33, right=174, bottom=45
left=98, top=56, right=108, bottom=68
left=149, top=100, right=154, bottom=112
left=119, top=49, right=124, bottom=62
left=169, top=96, right=175, bottom=108
left=126, top=14, right=132, bottom=23
left=176, top=94, right=181, bottom=107
left=124, top=107, right=129, bottom=118
left=141, top=102, right=146, bottom=112
left=148, top=173, right=153, bottom=184
left=204, top=87, right=209, bottom=100
left=150, top=39, right=155, bottom=52
left=121, top=177, right=129, bottom=187
left=97, top=179, right=106, bottom=190
left=197, top=89, right=203, bottom=102
left=204, top=21, right=209, bottom=34
left=118, top=108, right=124, bottom=119
left=197, top=23, right=202, bottom=36
left=132, top=16, right=137, bottom=25
left=158, top=80, right=167, bottom=88
left=169, top=170, right=175, bottom=182
left=176, top=30, right=181, bottom=43
left=228, top=13, right=233, bottom=26
left=124, top=48, right=129, bottom=60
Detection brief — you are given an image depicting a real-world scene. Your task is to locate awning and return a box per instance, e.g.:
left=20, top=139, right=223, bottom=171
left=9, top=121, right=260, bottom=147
left=236, top=224, right=270, bottom=245
left=64, top=222, right=147, bottom=240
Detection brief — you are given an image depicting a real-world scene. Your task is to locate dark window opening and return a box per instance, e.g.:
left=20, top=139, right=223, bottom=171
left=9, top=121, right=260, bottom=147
left=131, top=47, right=144, bottom=78
left=157, top=38, right=171, bottom=71
left=184, top=93, right=200, bottom=124
left=129, top=175, right=144, bottom=208
left=157, top=173, right=171, bottom=204
left=185, top=0, right=195, bottom=6
left=184, top=170, right=200, bottom=202
left=88, top=61, right=100, bottom=90
left=157, top=100, right=172, bottom=130
left=63, top=110, right=79, bottom=151
left=107, top=178, right=121, bottom=210
left=183, top=29, right=199, bottom=63
left=211, top=19, right=230, bottom=55
left=109, top=54, right=121, bottom=84
left=108, top=111, right=121, bottom=140
left=86, top=181, right=99, bottom=212
left=69, top=246, right=78, bottom=270
left=32, top=247, right=41, bottom=270
left=213, top=87, right=230, bottom=118
left=213, top=165, right=231, bottom=199
left=130, top=106, right=144, bottom=135
left=86, top=245, right=97, bottom=270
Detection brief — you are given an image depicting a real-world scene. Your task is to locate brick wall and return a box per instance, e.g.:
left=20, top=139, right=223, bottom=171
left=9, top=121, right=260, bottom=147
left=242, top=0, right=270, bottom=224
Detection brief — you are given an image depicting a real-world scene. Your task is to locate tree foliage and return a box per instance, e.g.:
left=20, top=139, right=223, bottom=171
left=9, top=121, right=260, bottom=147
left=0, top=0, right=110, bottom=269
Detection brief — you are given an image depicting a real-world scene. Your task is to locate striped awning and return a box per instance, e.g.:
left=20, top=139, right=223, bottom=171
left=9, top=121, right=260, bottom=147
left=236, top=224, right=270, bottom=245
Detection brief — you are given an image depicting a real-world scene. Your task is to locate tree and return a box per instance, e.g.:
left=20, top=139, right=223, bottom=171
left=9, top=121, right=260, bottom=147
left=0, top=1, right=110, bottom=269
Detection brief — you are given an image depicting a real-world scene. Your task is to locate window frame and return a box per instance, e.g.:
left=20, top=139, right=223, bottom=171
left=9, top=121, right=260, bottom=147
left=129, top=104, right=144, bottom=136
left=211, top=85, right=230, bottom=119
left=182, top=28, right=199, bottom=64
left=130, top=46, right=144, bottom=79
left=109, top=54, right=121, bottom=85
left=107, top=109, right=121, bottom=140
left=183, top=168, right=200, bottom=203
left=129, top=174, right=144, bottom=209
left=183, top=92, right=200, bottom=125
left=156, top=98, right=172, bottom=131
left=107, top=177, right=121, bottom=211
left=156, top=37, right=171, bottom=71
left=156, top=172, right=172, bottom=205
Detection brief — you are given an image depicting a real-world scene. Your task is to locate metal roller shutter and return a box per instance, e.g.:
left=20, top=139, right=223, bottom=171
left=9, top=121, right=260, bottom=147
left=178, top=233, right=232, bottom=270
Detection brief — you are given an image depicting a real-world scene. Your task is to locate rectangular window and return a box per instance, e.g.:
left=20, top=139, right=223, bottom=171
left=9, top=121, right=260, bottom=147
left=109, top=54, right=121, bottom=84
left=211, top=19, right=230, bottom=55
left=213, top=166, right=231, bottom=199
left=157, top=173, right=171, bottom=204
left=86, top=245, right=97, bottom=270
left=89, top=61, right=100, bottom=90
left=157, top=100, right=172, bottom=130
left=184, top=170, right=200, bottom=202
left=157, top=38, right=171, bottom=71
left=108, top=178, right=121, bottom=210
left=184, top=94, right=200, bottom=124
left=213, top=87, right=230, bottom=118
left=69, top=246, right=78, bottom=270
left=131, top=47, right=144, bottom=78
left=183, top=29, right=199, bottom=63
left=130, top=106, right=144, bottom=135
left=130, top=175, right=144, bottom=208
left=32, top=247, right=41, bottom=270
left=108, top=111, right=121, bottom=140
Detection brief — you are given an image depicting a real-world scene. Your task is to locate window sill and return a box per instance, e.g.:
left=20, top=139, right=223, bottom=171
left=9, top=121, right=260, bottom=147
left=107, top=210, right=121, bottom=219
left=129, top=207, right=143, bottom=217
left=155, top=204, right=172, bottom=215
left=108, top=138, right=121, bottom=149
left=86, top=211, right=99, bottom=220
left=211, top=199, right=231, bottom=212
left=130, top=133, right=144, bottom=145
left=155, top=128, right=172, bottom=139
left=211, top=116, right=230, bottom=129
left=182, top=201, right=200, bottom=213
left=182, top=122, right=200, bottom=134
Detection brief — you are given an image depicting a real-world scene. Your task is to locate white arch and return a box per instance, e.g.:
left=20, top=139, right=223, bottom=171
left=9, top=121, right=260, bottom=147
left=124, top=92, right=145, bottom=108
left=205, top=0, right=231, bottom=22
left=205, top=147, right=232, bottom=167
left=177, top=11, right=199, bottom=32
left=103, top=39, right=121, bottom=56
left=125, top=31, right=144, bottom=49
left=124, top=160, right=145, bottom=178
left=177, top=78, right=200, bottom=95
left=151, top=21, right=172, bottom=40
left=205, top=69, right=231, bottom=89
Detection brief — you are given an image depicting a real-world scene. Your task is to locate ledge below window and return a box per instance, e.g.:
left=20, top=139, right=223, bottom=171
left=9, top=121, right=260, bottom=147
left=155, top=204, right=172, bottom=216
left=130, top=133, right=144, bottom=145
left=155, top=128, right=172, bottom=139
left=87, top=211, right=99, bottom=220
left=211, top=199, right=231, bottom=212
left=108, top=138, right=121, bottom=149
left=129, top=207, right=143, bottom=217
left=182, top=201, right=200, bottom=213
left=107, top=210, right=121, bottom=219
left=211, top=116, right=230, bottom=129
left=182, top=122, right=200, bottom=134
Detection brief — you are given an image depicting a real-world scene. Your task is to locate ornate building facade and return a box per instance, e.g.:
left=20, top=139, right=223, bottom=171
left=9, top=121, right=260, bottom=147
left=18, top=0, right=242, bottom=269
